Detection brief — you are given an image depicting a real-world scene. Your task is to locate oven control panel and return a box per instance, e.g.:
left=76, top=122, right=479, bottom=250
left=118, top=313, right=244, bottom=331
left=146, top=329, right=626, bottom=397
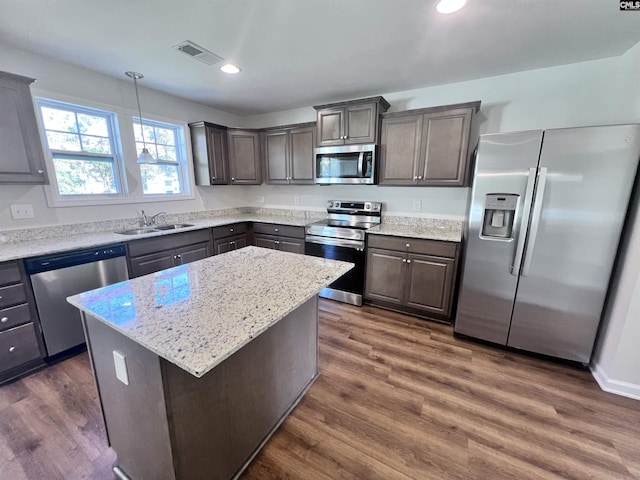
left=327, top=200, right=382, bottom=212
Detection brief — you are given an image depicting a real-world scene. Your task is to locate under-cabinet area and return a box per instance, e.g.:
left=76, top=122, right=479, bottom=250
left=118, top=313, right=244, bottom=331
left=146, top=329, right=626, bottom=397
left=365, top=234, right=459, bottom=322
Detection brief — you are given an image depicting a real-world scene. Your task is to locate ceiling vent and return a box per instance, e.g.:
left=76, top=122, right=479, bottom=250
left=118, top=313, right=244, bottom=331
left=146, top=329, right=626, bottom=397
left=172, top=41, right=224, bottom=66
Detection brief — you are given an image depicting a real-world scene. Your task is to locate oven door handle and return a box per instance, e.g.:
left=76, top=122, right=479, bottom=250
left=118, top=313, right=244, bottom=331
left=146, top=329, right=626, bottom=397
left=305, top=235, right=365, bottom=250
left=357, top=151, right=365, bottom=177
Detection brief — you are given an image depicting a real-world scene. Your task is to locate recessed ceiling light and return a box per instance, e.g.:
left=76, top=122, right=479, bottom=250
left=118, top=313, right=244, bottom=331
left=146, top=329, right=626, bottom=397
left=436, top=0, right=467, bottom=14
left=220, top=63, right=241, bottom=74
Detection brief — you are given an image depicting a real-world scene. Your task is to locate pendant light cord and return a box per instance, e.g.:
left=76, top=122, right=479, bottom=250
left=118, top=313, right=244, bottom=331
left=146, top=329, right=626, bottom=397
left=132, top=74, right=148, bottom=152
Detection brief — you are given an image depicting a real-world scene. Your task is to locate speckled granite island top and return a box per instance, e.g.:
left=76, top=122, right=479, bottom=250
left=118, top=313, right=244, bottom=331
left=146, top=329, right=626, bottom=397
left=67, top=246, right=352, bottom=378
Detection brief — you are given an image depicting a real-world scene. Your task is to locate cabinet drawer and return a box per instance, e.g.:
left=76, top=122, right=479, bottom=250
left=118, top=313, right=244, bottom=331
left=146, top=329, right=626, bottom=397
left=0, top=323, right=41, bottom=372
left=212, top=223, right=248, bottom=239
left=0, top=303, right=31, bottom=331
left=0, top=283, right=27, bottom=309
left=0, top=262, right=21, bottom=285
left=252, top=223, right=304, bottom=239
left=367, top=235, right=457, bottom=258
left=128, top=229, right=211, bottom=257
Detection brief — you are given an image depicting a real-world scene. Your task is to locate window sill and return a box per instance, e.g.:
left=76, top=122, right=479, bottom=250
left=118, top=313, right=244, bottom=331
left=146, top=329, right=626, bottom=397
left=43, top=189, right=196, bottom=208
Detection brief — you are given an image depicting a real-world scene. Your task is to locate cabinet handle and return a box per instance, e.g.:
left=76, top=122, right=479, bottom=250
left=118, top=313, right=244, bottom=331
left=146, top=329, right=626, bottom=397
left=230, top=228, right=234, bottom=232
left=176, top=254, right=181, bottom=259
left=231, top=177, right=235, bottom=181
left=1, top=317, right=8, bottom=323
left=37, top=169, right=44, bottom=174
left=274, top=228, right=279, bottom=232
left=402, top=258, right=407, bottom=263
left=406, top=243, right=410, bottom=248
left=212, top=176, right=217, bottom=180
left=418, top=175, right=423, bottom=180
left=407, top=259, right=412, bottom=264
left=230, top=241, right=235, bottom=245
left=413, top=176, right=418, bottom=181
left=9, top=346, right=16, bottom=353
left=275, top=241, right=280, bottom=245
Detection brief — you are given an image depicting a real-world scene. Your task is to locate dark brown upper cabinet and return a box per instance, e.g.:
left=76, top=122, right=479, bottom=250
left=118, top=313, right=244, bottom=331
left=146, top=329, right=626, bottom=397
left=228, top=129, right=262, bottom=185
left=0, top=71, right=49, bottom=185
left=378, top=101, right=481, bottom=187
left=262, top=122, right=316, bottom=185
left=314, top=96, right=390, bottom=147
left=189, top=122, right=229, bottom=185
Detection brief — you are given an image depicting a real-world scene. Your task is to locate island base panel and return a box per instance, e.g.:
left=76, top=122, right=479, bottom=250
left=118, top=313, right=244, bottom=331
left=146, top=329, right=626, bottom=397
left=83, top=295, right=319, bottom=480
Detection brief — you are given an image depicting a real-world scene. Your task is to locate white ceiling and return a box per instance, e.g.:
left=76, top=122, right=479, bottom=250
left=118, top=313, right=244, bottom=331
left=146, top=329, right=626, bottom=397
left=1, top=1, right=639, bottom=115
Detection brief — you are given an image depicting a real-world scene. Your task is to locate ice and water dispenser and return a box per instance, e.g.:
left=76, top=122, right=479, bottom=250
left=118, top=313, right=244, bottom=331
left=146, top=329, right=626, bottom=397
left=481, top=194, right=518, bottom=239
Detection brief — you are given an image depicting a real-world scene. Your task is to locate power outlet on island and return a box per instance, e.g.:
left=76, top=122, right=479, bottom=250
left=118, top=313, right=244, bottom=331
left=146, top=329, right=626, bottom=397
left=413, top=200, right=422, bottom=212
left=10, top=204, right=34, bottom=219
left=294, top=195, right=300, bottom=205
left=255, top=195, right=265, bottom=204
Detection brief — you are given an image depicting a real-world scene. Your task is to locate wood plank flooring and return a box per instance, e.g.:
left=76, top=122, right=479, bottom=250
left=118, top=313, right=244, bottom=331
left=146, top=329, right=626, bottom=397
left=1, top=299, right=639, bottom=479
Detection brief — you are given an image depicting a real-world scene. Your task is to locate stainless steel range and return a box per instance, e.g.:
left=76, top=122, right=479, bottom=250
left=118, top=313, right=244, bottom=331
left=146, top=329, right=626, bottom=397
left=305, top=200, right=382, bottom=306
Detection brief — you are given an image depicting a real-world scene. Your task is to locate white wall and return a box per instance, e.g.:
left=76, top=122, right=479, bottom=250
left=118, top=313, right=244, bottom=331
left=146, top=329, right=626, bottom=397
left=591, top=41, right=640, bottom=400
left=0, top=43, right=245, bottom=229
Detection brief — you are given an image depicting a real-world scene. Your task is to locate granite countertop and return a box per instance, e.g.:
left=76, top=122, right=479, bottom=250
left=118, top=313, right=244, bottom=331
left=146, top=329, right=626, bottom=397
left=368, top=220, right=463, bottom=242
left=67, top=246, right=353, bottom=378
left=0, top=213, right=315, bottom=263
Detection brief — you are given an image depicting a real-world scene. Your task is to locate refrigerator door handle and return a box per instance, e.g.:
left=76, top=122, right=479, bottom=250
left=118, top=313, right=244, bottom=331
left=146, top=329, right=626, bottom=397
left=511, top=168, right=538, bottom=276
left=521, top=167, right=548, bottom=277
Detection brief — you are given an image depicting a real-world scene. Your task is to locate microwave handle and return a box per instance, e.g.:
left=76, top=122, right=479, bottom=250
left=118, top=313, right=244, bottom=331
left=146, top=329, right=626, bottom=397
left=357, top=151, right=365, bottom=177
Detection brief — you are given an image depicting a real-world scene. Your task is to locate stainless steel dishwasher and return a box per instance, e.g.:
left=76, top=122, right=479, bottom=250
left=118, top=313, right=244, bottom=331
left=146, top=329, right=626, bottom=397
left=24, top=244, right=129, bottom=357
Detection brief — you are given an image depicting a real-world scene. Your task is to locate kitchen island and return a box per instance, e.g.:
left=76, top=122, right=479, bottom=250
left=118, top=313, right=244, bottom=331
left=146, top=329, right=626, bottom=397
left=67, top=246, right=352, bottom=480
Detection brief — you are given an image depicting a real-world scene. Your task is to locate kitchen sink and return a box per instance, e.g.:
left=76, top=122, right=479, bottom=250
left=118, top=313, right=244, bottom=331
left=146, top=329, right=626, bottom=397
left=115, top=228, right=161, bottom=235
left=155, top=223, right=194, bottom=230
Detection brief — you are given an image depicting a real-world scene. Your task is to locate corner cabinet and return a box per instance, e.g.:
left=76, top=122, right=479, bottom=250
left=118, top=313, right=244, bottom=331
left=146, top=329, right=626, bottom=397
left=379, top=101, right=480, bottom=187
left=0, top=71, right=49, bottom=185
left=189, top=122, right=229, bottom=185
left=228, top=130, right=262, bottom=185
left=314, top=96, right=390, bottom=146
left=262, top=123, right=316, bottom=185
left=127, top=230, right=213, bottom=278
left=364, top=235, right=460, bottom=323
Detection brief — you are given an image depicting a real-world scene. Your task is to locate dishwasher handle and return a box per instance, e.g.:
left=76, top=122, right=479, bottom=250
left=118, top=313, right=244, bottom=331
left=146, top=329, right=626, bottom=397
left=24, top=244, right=127, bottom=274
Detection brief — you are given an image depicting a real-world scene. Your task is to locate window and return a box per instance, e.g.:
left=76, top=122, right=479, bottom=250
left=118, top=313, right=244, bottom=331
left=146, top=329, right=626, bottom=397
left=37, top=99, right=122, bottom=196
left=134, top=118, right=187, bottom=195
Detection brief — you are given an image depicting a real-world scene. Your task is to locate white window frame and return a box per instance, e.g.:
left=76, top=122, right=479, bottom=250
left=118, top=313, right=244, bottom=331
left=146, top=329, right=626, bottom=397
left=36, top=98, right=127, bottom=204
left=133, top=117, right=191, bottom=198
left=34, top=92, right=195, bottom=207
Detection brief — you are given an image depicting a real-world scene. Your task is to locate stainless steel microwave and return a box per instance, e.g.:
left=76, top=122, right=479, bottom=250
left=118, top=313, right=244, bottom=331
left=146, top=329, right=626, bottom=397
left=314, top=144, right=376, bottom=184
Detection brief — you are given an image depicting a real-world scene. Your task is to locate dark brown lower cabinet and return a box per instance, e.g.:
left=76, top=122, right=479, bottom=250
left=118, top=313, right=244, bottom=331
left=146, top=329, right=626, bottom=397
left=128, top=230, right=213, bottom=278
left=364, top=235, right=459, bottom=323
left=212, top=223, right=250, bottom=255
left=213, top=235, right=248, bottom=255
left=252, top=223, right=305, bottom=254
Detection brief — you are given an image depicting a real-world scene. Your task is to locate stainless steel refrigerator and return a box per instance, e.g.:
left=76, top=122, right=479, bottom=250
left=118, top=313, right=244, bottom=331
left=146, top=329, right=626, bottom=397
left=455, top=125, right=640, bottom=364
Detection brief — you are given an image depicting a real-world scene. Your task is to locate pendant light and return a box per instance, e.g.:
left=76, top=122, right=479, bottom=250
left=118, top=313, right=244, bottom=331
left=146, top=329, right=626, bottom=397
left=125, top=71, right=156, bottom=164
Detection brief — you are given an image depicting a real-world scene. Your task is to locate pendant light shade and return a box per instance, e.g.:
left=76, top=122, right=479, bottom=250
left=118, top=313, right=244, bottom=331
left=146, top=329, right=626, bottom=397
left=125, top=71, right=156, bottom=164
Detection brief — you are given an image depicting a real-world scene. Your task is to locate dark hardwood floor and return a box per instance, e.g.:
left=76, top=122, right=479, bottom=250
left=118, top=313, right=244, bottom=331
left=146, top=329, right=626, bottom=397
left=1, top=300, right=639, bottom=479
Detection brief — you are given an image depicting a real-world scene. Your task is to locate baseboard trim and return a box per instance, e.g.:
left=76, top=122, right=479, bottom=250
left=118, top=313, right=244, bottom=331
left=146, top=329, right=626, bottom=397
left=590, top=363, right=640, bottom=401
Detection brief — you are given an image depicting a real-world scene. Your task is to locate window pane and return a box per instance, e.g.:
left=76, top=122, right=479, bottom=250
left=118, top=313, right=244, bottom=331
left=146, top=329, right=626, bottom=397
left=77, top=113, right=109, bottom=136
left=143, top=124, right=156, bottom=143
left=52, top=156, right=117, bottom=195
left=81, top=135, right=111, bottom=154
left=140, top=164, right=181, bottom=194
left=47, top=131, right=81, bottom=151
left=156, top=145, right=177, bottom=161
left=154, top=127, right=175, bottom=146
left=41, top=107, right=77, bottom=133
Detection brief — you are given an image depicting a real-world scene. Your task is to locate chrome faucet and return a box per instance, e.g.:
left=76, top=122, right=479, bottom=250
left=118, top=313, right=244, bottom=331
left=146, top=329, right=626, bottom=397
left=140, top=210, right=167, bottom=227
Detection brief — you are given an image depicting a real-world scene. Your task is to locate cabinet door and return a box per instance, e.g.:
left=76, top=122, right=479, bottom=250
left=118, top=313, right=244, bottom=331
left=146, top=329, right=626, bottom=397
left=213, top=234, right=247, bottom=255
left=0, top=72, right=48, bottom=185
left=419, top=108, right=473, bottom=186
left=264, top=130, right=289, bottom=184
left=344, top=103, right=377, bottom=145
left=254, top=234, right=278, bottom=250
left=364, top=248, right=406, bottom=305
left=129, top=251, right=176, bottom=278
left=228, top=130, right=262, bottom=184
left=378, top=115, right=423, bottom=185
left=317, top=108, right=344, bottom=146
left=176, top=242, right=211, bottom=265
left=233, top=236, right=248, bottom=250
left=289, top=126, right=315, bottom=184
left=206, top=126, right=229, bottom=184
left=404, top=254, right=455, bottom=316
left=278, top=238, right=305, bottom=254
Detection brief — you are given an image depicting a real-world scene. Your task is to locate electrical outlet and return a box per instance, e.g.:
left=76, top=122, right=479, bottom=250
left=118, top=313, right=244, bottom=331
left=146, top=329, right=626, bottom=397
left=413, top=200, right=422, bottom=212
left=10, top=204, right=34, bottom=219
left=294, top=195, right=300, bottom=205
left=255, top=195, right=265, bottom=203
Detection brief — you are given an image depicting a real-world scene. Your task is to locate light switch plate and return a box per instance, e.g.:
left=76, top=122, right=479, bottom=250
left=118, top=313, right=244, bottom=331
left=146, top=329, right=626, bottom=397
left=113, top=350, right=129, bottom=385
